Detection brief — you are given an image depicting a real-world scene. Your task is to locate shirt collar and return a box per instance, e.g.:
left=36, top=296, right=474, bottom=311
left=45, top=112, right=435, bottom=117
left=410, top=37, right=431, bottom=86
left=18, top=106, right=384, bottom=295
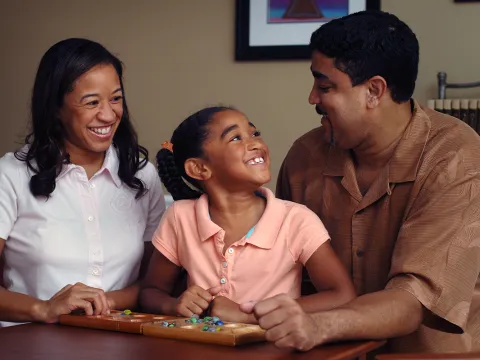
left=323, top=99, right=430, bottom=185
left=56, top=146, right=122, bottom=187
left=195, top=187, right=286, bottom=249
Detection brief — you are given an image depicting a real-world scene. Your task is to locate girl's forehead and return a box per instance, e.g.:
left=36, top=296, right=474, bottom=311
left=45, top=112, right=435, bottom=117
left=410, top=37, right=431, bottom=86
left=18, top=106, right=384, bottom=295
left=210, top=110, right=249, bottom=128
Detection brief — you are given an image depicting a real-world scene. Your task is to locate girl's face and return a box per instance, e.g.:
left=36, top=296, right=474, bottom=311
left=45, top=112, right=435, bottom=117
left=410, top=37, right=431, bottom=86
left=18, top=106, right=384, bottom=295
left=200, top=110, right=271, bottom=191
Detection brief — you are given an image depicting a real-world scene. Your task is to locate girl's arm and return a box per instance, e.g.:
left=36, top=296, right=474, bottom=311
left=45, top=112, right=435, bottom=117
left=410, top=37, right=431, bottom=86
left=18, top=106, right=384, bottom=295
left=139, top=249, right=183, bottom=315
left=104, top=242, right=155, bottom=311
left=297, top=241, right=356, bottom=312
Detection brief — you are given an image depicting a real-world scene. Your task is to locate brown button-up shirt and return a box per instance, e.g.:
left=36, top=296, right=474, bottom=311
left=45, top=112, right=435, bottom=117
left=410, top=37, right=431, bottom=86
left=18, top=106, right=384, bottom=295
left=276, top=100, right=480, bottom=352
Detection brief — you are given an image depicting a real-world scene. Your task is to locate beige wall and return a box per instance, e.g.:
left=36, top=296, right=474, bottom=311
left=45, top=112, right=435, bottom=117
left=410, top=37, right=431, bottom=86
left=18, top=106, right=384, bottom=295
left=1, top=0, right=479, bottom=191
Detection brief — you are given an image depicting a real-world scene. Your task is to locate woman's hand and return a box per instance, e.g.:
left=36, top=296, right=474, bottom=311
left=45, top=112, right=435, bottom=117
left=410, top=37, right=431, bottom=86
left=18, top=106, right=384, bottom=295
left=38, top=282, right=111, bottom=323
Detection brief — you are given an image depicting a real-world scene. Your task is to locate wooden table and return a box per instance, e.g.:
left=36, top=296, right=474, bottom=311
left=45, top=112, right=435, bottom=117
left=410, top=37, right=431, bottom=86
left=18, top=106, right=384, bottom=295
left=0, top=323, right=385, bottom=360
left=376, top=354, right=480, bottom=360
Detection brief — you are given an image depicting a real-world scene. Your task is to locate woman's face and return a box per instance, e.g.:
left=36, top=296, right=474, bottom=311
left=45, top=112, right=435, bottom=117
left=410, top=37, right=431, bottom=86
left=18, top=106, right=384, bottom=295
left=58, top=64, right=123, bottom=156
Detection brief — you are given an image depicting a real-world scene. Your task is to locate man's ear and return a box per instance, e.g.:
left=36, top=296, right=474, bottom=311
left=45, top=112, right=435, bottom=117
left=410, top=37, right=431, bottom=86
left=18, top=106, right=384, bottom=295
left=185, top=158, right=212, bottom=181
left=366, top=76, right=387, bottom=109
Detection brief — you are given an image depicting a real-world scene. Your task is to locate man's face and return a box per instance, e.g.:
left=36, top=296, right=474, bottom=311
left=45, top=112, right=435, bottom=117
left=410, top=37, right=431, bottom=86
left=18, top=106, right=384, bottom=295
left=308, top=51, right=370, bottom=150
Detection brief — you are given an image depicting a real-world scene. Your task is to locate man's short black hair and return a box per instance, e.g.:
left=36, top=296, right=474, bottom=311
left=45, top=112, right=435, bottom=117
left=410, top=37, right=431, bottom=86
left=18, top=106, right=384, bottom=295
left=310, top=10, right=419, bottom=103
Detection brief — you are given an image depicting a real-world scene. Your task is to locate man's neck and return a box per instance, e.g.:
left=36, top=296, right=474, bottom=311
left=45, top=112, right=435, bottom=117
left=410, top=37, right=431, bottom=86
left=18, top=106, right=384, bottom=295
left=353, top=101, right=413, bottom=170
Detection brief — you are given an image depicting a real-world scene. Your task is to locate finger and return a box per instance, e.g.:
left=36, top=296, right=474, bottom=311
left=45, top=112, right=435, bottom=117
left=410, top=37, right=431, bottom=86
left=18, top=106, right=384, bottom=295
left=191, top=286, right=214, bottom=303
left=51, top=284, right=73, bottom=300
left=71, top=290, right=105, bottom=315
left=186, top=302, right=204, bottom=316
left=274, top=334, right=297, bottom=350
left=97, top=291, right=109, bottom=315
left=253, top=294, right=292, bottom=318
left=258, top=308, right=290, bottom=331
left=264, top=318, right=293, bottom=342
left=239, top=301, right=257, bottom=314
left=89, top=292, right=105, bottom=316
left=69, top=298, right=94, bottom=316
left=207, top=285, right=222, bottom=296
left=192, top=297, right=210, bottom=311
left=79, top=285, right=109, bottom=314
left=176, top=304, right=194, bottom=318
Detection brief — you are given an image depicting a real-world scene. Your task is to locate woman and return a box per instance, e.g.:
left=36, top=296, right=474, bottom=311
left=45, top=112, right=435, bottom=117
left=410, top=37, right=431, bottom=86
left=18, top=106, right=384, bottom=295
left=0, top=38, right=165, bottom=326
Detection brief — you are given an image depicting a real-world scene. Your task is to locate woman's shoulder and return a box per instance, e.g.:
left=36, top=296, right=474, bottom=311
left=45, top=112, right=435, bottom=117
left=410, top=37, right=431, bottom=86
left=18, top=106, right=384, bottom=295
left=134, top=159, right=159, bottom=184
left=0, top=150, right=28, bottom=179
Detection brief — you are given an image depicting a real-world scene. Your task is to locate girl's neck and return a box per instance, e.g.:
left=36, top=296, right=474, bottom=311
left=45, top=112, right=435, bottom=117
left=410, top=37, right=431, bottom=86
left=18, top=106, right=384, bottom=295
left=207, top=189, right=266, bottom=250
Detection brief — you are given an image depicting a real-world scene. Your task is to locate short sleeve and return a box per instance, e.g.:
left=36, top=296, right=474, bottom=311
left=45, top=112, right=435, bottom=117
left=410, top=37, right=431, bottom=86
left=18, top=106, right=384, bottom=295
left=152, top=203, right=180, bottom=266
left=142, top=162, right=166, bottom=243
left=287, top=205, right=330, bottom=265
left=0, top=154, right=19, bottom=240
left=386, top=166, right=480, bottom=332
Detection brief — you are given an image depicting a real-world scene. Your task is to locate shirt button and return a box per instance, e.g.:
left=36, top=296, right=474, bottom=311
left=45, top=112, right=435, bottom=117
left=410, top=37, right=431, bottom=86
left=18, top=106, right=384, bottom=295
left=89, top=183, right=95, bottom=189
left=88, top=216, right=94, bottom=222
left=220, top=277, right=227, bottom=284
left=92, top=268, right=100, bottom=275
left=227, top=248, right=234, bottom=254
left=356, top=249, right=365, bottom=257
left=222, top=262, right=228, bottom=268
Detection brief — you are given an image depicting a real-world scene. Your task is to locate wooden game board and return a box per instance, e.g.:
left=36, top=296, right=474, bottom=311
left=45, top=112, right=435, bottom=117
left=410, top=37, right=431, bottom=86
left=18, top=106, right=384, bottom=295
left=142, top=318, right=266, bottom=347
left=58, top=311, right=266, bottom=346
left=58, top=310, right=175, bottom=334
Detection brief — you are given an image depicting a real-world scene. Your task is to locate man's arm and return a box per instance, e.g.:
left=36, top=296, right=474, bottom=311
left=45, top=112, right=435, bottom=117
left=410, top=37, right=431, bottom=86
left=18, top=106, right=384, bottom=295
left=241, top=288, right=423, bottom=351
left=312, top=289, right=424, bottom=343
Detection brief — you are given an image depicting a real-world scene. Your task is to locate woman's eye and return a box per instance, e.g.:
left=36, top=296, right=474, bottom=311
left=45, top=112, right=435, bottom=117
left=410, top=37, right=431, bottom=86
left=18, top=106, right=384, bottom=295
left=253, top=130, right=261, bottom=137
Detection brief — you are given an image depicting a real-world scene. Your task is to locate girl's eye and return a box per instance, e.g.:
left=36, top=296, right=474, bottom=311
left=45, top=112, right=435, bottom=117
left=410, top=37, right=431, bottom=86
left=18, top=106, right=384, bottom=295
left=230, top=135, right=241, bottom=141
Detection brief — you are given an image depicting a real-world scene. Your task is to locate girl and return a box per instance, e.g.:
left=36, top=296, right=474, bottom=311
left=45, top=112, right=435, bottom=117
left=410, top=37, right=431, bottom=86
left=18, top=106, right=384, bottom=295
left=140, top=106, right=355, bottom=323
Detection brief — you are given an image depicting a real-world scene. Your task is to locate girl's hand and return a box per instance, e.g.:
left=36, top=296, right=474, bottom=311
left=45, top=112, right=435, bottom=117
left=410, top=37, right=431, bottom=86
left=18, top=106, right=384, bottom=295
left=39, top=283, right=110, bottom=323
left=210, top=296, right=253, bottom=323
left=175, top=285, right=221, bottom=317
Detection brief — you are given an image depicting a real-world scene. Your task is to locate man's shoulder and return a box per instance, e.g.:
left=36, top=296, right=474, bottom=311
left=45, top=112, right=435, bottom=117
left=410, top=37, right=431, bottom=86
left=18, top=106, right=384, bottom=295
left=418, top=106, right=480, bottom=186
left=285, top=126, right=330, bottom=163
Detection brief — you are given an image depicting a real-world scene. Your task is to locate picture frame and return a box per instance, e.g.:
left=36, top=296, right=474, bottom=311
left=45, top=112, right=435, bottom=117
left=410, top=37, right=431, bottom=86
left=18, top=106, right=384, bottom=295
left=235, top=0, right=381, bottom=61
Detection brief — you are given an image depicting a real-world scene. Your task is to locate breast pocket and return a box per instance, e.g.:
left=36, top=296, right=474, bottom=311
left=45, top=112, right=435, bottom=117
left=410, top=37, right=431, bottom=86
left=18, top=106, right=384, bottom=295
left=109, top=188, right=148, bottom=241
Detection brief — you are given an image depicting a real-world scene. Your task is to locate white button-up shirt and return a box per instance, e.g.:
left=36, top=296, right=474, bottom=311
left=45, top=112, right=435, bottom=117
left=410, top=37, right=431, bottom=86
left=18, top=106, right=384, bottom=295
left=0, top=146, right=166, bottom=327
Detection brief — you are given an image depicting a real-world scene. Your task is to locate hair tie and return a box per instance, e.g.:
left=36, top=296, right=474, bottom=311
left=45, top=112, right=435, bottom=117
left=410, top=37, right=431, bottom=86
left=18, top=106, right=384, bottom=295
left=161, top=141, right=173, bottom=153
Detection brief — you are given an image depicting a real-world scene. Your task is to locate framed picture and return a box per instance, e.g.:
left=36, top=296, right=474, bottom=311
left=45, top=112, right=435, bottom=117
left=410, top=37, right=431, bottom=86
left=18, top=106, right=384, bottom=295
left=235, top=0, right=381, bottom=61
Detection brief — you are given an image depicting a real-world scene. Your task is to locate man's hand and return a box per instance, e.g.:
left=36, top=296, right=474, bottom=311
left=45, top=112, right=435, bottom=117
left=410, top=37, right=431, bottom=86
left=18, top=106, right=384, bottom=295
left=241, top=294, right=321, bottom=351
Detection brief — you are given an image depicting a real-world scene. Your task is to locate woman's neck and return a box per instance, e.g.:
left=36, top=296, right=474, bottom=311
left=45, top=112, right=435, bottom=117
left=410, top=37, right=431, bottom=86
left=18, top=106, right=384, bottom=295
left=64, top=141, right=106, bottom=179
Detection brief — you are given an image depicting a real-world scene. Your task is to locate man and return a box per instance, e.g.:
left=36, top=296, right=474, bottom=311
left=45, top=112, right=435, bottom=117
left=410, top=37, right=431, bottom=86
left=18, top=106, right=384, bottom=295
left=241, top=10, right=480, bottom=353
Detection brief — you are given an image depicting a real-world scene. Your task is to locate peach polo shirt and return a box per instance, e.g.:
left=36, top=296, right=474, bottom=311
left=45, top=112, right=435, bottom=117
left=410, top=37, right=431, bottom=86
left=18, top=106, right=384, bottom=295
left=152, top=187, right=330, bottom=303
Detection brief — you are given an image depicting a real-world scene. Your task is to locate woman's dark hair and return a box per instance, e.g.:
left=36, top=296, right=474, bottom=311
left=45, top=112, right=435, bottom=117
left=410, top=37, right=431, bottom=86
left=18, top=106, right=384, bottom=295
left=310, top=10, right=419, bottom=103
left=15, top=38, right=148, bottom=199
left=156, top=106, right=234, bottom=201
